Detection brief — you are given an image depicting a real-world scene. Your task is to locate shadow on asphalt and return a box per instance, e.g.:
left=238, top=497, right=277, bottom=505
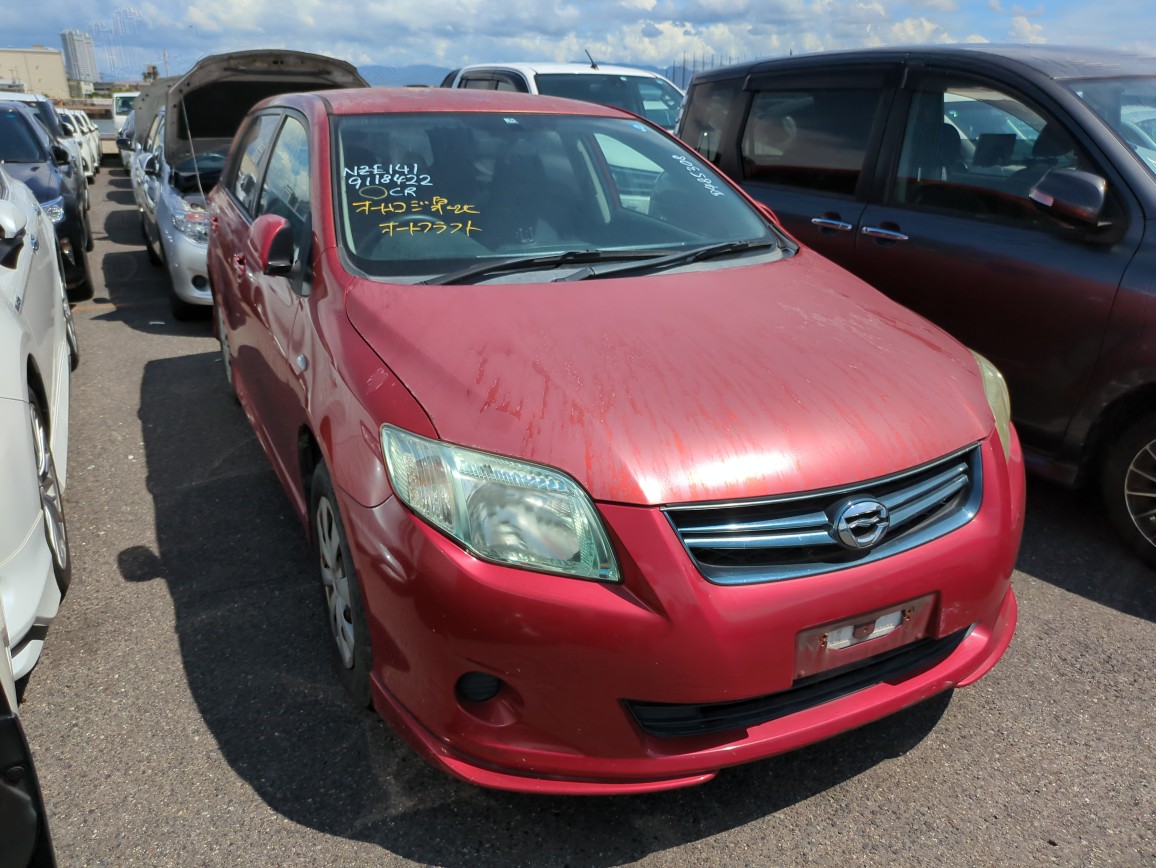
left=123, top=350, right=954, bottom=866
left=1016, top=478, right=1155, bottom=622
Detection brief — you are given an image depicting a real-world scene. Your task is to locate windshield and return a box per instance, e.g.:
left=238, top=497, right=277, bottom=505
left=0, top=109, right=47, bottom=162
left=1065, top=76, right=1156, bottom=175
left=533, top=74, right=684, bottom=130
left=334, top=112, right=776, bottom=281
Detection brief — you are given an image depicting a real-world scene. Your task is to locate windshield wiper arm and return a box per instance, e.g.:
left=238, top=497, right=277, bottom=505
left=420, top=249, right=663, bottom=286
left=558, top=238, right=778, bottom=282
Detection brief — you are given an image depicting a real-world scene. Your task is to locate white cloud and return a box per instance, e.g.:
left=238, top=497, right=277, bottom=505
left=1008, top=14, right=1046, bottom=42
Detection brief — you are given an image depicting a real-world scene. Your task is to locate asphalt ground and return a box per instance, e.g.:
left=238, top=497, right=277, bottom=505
left=16, top=163, right=1156, bottom=867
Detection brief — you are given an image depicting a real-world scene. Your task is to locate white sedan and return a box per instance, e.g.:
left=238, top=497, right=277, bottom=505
left=0, top=165, right=77, bottom=686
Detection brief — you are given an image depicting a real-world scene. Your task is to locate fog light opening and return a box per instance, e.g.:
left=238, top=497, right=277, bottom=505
left=456, top=671, right=503, bottom=703
left=192, top=274, right=209, bottom=290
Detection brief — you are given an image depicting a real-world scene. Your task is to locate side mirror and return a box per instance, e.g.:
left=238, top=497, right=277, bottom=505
left=51, top=144, right=70, bottom=166
left=0, top=200, right=28, bottom=269
left=249, top=213, right=295, bottom=276
left=1029, top=169, right=1108, bottom=228
left=61, top=121, right=75, bottom=137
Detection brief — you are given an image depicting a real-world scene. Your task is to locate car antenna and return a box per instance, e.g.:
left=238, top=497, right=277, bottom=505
left=179, top=96, right=208, bottom=201
left=585, top=49, right=599, bottom=70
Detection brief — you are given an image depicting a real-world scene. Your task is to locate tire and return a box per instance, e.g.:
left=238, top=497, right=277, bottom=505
left=1100, top=413, right=1156, bottom=568
left=29, top=394, right=71, bottom=595
left=84, top=212, right=94, bottom=252
left=310, top=462, right=373, bottom=707
left=63, top=294, right=80, bottom=371
left=142, top=216, right=162, bottom=266
left=214, top=301, right=238, bottom=402
left=168, top=287, right=202, bottom=321
left=65, top=243, right=93, bottom=303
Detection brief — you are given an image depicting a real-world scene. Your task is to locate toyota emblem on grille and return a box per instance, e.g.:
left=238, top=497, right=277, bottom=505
left=831, top=499, right=891, bottom=550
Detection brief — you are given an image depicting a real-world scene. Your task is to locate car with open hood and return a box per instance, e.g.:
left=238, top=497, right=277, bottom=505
left=207, top=86, right=1024, bottom=794
left=131, top=50, right=367, bottom=318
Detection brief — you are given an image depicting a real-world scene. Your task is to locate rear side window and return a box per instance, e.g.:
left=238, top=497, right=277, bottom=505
left=230, top=114, right=282, bottom=217
left=740, top=87, right=886, bottom=196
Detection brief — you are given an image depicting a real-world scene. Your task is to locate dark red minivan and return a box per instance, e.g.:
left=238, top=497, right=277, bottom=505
left=207, top=87, right=1023, bottom=793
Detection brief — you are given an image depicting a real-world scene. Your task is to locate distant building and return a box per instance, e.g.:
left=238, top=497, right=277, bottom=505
left=0, top=47, right=70, bottom=99
left=60, top=30, right=100, bottom=82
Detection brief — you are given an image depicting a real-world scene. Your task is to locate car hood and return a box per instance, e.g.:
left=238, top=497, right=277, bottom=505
left=164, top=49, right=367, bottom=164
left=346, top=252, right=993, bottom=505
left=1, top=163, right=61, bottom=203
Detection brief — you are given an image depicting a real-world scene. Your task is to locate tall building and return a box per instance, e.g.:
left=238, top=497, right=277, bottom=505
left=60, top=29, right=99, bottom=82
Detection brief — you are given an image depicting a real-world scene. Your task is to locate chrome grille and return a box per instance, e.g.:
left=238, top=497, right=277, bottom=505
left=664, top=444, right=982, bottom=584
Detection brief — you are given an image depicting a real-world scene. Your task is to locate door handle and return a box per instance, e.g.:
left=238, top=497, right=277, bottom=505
left=810, top=217, right=854, bottom=232
left=861, top=225, right=909, bottom=242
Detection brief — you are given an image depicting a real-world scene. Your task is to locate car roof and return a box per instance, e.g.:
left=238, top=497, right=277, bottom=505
left=457, top=61, right=671, bottom=80
left=2, top=92, right=50, bottom=103
left=289, top=86, right=635, bottom=118
left=692, top=44, right=1156, bottom=83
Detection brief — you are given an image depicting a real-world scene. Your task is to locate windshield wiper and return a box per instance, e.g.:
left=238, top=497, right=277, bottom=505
left=420, top=249, right=665, bottom=286
left=556, top=238, right=779, bottom=282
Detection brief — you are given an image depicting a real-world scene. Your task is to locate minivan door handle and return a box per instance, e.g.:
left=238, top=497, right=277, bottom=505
left=861, top=225, right=910, bottom=242
left=811, top=216, right=854, bottom=232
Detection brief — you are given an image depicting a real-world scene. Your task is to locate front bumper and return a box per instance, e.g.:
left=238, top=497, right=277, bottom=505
left=343, top=431, right=1025, bottom=794
left=0, top=402, right=61, bottom=682
left=158, top=215, right=211, bottom=307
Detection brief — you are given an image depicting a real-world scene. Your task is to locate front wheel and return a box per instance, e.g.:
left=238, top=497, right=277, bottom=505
left=310, top=462, right=373, bottom=706
left=1101, top=414, right=1156, bottom=568
left=214, top=301, right=237, bottom=401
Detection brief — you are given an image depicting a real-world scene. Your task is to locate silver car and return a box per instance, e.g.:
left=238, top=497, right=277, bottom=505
left=130, top=49, right=367, bottom=318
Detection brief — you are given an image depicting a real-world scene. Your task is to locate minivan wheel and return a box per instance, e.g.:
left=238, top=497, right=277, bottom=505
left=310, top=462, right=374, bottom=707
left=29, top=394, right=71, bottom=595
left=1101, top=414, right=1156, bottom=568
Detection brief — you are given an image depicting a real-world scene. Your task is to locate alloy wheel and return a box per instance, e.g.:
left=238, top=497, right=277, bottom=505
left=1123, top=435, right=1156, bottom=549
left=316, top=494, right=356, bottom=669
left=30, top=401, right=69, bottom=576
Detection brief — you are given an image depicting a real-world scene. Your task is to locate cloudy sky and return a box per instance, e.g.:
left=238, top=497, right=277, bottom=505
left=12, top=0, right=1156, bottom=82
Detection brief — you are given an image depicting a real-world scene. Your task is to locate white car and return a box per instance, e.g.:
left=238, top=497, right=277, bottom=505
left=441, top=62, right=685, bottom=131
left=58, top=108, right=100, bottom=181
left=0, top=166, right=77, bottom=685
left=1, top=594, right=55, bottom=860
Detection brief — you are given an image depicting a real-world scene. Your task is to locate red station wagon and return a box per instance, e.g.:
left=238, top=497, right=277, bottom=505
left=207, top=88, right=1024, bottom=794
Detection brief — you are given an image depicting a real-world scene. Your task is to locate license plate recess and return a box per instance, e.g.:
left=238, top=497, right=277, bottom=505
left=794, top=593, right=937, bottom=680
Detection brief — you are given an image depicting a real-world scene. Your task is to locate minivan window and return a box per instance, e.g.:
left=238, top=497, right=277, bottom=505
left=1066, top=76, right=1156, bottom=175
left=740, top=87, right=886, bottom=196
left=893, top=81, right=1097, bottom=226
left=681, top=79, right=742, bottom=164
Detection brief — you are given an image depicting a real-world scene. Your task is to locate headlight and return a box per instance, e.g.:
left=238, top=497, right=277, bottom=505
left=171, top=202, right=209, bottom=243
left=381, top=425, right=621, bottom=582
left=41, top=196, right=65, bottom=224
left=970, top=351, right=1012, bottom=459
